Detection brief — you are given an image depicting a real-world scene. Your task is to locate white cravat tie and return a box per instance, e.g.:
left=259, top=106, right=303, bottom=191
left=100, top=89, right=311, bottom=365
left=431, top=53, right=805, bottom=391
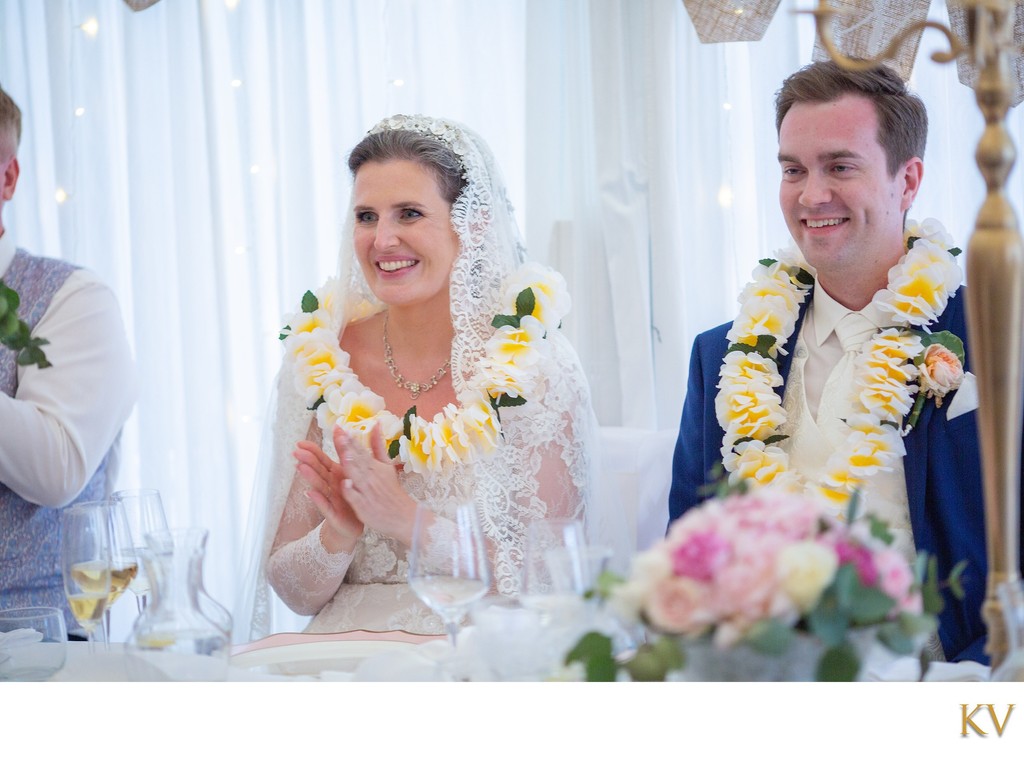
left=818, top=313, right=879, bottom=424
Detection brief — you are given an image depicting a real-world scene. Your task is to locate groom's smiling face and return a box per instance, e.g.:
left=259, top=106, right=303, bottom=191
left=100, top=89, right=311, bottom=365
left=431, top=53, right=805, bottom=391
left=777, top=93, right=920, bottom=302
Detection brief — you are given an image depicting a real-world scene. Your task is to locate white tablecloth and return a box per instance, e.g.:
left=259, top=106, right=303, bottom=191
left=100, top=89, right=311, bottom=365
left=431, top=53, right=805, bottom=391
left=39, top=633, right=993, bottom=682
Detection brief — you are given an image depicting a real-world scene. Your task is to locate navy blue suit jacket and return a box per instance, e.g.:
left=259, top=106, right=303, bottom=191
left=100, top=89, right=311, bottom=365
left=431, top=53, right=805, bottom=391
left=668, top=287, right=1023, bottom=664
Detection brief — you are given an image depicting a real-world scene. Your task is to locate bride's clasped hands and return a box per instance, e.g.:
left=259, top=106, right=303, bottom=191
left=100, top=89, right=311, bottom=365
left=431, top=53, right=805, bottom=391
left=293, top=423, right=419, bottom=550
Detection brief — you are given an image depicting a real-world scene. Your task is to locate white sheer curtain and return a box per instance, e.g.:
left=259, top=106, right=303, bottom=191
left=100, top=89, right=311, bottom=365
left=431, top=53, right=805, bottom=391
left=1, top=0, right=1020, bottom=629
left=528, top=0, right=1022, bottom=430
left=0, top=0, right=527, bottom=629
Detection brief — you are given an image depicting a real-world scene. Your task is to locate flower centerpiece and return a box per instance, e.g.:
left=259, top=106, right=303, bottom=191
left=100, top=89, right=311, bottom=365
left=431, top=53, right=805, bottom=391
left=566, top=486, right=965, bottom=681
left=0, top=279, right=50, bottom=368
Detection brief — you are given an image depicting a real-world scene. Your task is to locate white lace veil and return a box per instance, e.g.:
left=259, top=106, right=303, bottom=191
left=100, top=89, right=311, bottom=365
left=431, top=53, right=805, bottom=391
left=234, top=115, right=625, bottom=642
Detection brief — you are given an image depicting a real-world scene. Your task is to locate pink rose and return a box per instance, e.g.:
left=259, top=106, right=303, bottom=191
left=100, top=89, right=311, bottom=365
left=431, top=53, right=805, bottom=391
left=646, top=576, right=714, bottom=635
left=712, top=546, right=779, bottom=625
left=919, top=344, right=964, bottom=397
left=671, top=530, right=732, bottom=581
left=834, top=540, right=879, bottom=587
left=872, top=548, right=921, bottom=614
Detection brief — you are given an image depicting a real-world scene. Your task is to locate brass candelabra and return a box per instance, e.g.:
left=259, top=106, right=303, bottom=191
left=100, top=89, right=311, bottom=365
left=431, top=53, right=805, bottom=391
left=809, top=0, right=1023, bottom=671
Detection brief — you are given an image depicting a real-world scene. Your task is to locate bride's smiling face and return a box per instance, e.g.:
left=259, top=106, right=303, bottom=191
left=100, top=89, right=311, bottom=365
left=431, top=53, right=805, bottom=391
left=352, top=159, right=461, bottom=311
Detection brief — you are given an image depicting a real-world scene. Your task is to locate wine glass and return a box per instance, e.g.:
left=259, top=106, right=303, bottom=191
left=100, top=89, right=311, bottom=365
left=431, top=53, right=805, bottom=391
left=520, top=518, right=588, bottom=618
left=408, top=502, right=490, bottom=650
left=102, top=501, right=139, bottom=643
left=111, top=489, right=169, bottom=612
left=59, top=502, right=112, bottom=654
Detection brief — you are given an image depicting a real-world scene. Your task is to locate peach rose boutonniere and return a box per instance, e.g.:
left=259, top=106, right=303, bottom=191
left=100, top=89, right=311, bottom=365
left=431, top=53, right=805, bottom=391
left=904, top=330, right=966, bottom=433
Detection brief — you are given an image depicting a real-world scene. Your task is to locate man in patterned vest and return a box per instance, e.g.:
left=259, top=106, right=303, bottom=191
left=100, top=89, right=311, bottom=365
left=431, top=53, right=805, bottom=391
left=0, top=84, right=136, bottom=634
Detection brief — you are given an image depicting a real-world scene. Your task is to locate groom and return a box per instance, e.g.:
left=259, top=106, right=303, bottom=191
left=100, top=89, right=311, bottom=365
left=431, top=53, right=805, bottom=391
left=668, top=61, right=1023, bottom=665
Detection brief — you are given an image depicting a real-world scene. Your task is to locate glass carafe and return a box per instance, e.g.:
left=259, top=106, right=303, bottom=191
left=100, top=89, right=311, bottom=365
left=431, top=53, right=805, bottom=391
left=194, top=530, right=233, bottom=638
left=990, top=579, right=1024, bottom=681
left=124, top=528, right=230, bottom=681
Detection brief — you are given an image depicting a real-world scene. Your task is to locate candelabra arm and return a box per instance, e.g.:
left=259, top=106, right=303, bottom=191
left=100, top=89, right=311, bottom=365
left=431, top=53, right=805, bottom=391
left=801, top=3, right=964, bottom=69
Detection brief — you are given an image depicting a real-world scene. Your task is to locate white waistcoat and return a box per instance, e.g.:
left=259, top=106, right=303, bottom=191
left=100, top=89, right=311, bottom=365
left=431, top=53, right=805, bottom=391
left=780, top=337, right=916, bottom=563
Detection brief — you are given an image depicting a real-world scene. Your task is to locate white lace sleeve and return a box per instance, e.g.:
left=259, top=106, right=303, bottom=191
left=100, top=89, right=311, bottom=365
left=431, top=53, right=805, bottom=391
left=474, top=332, right=628, bottom=594
left=267, top=522, right=354, bottom=616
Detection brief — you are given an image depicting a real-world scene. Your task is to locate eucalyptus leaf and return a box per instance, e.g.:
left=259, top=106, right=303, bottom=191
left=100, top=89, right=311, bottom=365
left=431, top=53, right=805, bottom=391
left=649, top=636, right=686, bottom=672
left=745, top=619, right=795, bottom=655
left=816, top=642, right=860, bottom=682
left=847, top=583, right=896, bottom=625
left=921, top=556, right=944, bottom=614
left=876, top=622, right=915, bottom=655
left=897, top=610, right=937, bottom=638
left=565, top=631, right=617, bottom=682
left=844, top=490, right=862, bottom=524
left=867, top=513, right=895, bottom=546
left=808, top=595, right=850, bottom=647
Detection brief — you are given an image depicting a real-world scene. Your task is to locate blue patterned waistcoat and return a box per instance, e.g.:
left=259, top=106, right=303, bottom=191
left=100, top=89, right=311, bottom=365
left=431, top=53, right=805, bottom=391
left=1, top=251, right=112, bottom=632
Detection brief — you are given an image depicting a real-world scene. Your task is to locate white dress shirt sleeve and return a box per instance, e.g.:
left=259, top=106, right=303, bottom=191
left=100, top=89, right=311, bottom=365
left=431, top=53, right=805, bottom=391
left=0, top=269, right=137, bottom=506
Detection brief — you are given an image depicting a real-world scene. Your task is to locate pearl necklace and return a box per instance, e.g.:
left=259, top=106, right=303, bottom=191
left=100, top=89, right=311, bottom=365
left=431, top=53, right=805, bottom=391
left=382, top=312, right=450, bottom=400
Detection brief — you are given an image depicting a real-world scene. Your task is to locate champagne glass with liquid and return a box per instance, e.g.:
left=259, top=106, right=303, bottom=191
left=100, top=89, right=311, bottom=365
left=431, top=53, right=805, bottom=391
left=59, top=503, right=112, bottom=653
left=111, top=489, right=169, bottom=613
left=102, top=501, right=139, bottom=642
left=408, top=502, right=490, bottom=650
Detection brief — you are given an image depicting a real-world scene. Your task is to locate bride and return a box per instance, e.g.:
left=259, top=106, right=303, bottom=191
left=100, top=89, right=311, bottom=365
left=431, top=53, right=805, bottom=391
left=235, top=115, right=621, bottom=640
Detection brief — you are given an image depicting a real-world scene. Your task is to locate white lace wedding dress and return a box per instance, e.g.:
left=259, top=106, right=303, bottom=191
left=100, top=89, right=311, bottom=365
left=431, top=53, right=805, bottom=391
left=234, top=115, right=627, bottom=642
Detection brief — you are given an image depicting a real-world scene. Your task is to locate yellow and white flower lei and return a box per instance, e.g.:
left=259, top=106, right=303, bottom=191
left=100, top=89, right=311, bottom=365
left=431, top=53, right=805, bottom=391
left=717, top=218, right=963, bottom=504
left=280, top=262, right=571, bottom=474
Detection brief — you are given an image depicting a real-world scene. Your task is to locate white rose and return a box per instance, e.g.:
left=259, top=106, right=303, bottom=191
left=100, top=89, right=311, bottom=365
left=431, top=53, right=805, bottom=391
left=777, top=541, right=838, bottom=613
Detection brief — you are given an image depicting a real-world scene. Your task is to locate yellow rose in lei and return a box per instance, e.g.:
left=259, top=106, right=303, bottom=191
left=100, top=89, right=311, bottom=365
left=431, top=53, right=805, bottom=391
left=716, top=384, right=787, bottom=442
left=722, top=440, right=792, bottom=487
left=502, top=263, right=571, bottom=330
left=317, top=388, right=386, bottom=438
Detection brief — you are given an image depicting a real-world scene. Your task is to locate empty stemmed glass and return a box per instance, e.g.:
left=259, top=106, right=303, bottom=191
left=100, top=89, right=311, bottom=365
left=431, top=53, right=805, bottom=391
left=59, top=503, right=112, bottom=653
left=408, top=502, right=490, bottom=650
left=520, top=518, right=589, bottom=618
left=111, top=489, right=169, bottom=613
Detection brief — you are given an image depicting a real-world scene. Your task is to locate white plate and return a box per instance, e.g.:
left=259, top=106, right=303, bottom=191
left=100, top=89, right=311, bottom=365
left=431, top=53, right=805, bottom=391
left=231, top=639, right=417, bottom=678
